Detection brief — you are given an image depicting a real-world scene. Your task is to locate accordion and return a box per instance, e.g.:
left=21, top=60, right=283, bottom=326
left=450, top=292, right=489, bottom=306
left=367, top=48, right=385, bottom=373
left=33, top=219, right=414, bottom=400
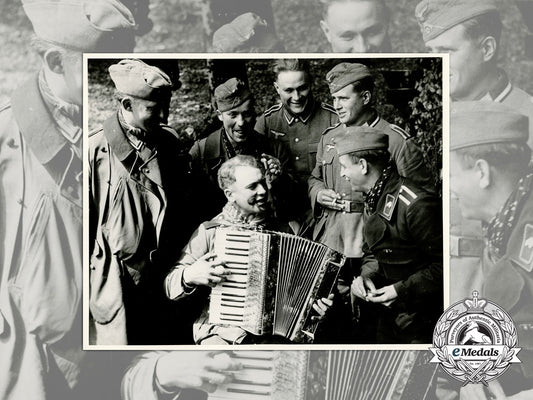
left=209, top=228, right=345, bottom=341
left=209, top=350, right=437, bottom=400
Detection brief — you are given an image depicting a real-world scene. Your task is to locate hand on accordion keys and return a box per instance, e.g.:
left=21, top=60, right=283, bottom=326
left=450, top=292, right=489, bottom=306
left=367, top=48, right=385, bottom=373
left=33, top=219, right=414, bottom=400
left=155, top=351, right=242, bottom=394
left=182, top=252, right=229, bottom=288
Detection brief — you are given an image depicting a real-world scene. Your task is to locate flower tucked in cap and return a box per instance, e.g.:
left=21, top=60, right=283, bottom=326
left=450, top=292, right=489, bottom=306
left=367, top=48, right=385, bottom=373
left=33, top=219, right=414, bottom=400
left=335, top=126, right=389, bottom=157
left=214, top=77, right=252, bottom=112
left=109, top=59, right=173, bottom=100
left=326, top=63, right=372, bottom=94
left=212, top=12, right=283, bottom=53
left=22, top=0, right=137, bottom=52
left=415, top=0, right=499, bottom=42
left=451, top=101, right=528, bottom=151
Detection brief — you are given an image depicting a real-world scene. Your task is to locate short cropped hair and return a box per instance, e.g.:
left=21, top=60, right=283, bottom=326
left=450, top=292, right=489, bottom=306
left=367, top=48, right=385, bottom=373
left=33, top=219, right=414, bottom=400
left=348, top=149, right=391, bottom=171
left=454, top=142, right=531, bottom=174
left=319, top=0, right=389, bottom=21
left=30, top=35, right=79, bottom=63
left=273, top=59, right=311, bottom=79
left=217, top=155, right=263, bottom=191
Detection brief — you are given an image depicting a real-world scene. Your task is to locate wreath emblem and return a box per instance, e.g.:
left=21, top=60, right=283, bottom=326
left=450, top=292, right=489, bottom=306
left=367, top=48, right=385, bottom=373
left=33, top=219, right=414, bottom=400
left=429, top=291, right=521, bottom=385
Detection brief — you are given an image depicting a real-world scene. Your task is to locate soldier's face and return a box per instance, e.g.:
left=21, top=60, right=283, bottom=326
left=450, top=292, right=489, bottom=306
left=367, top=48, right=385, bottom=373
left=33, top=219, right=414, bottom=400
left=332, top=84, right=367, bottom=126
left=449, top=152, right=485, bottom=220
left=227, top=166, right=269, bottom=217
left=218, top=100, right=256, bottom=144
left=128, top=93, right=171, bottom=132
left=339, top=154, right=366, bottom=191
left=320, top=1, right=389, bottom=53
left=426, top=24, right=486, bottom=100
left=274, top=71, right=311, bottom=115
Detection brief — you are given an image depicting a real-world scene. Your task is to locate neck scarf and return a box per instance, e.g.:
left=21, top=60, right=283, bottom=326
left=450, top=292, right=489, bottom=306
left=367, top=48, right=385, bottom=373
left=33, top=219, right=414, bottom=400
left=364, top=164, right=393, bottom=214
left=38, top=69, right=82, bottom=148
left=486, top=170, right=533, bottom=261
left=221, top=202, right=268, bottom=229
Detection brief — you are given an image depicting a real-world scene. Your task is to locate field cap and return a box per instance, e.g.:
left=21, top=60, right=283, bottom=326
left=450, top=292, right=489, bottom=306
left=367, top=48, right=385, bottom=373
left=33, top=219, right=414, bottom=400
left=415, top=0, right=499, bottom=42
left=326, top=63, right=372, bottom=94
left=109, top=59, right=173, bottom=100
left=214, top=78, right=252, bottom=112
left=22, top=0, right=137, bottom=52
left=450, top=101, right=528, bottom=151
left=335, top=126, right=389, bottom=156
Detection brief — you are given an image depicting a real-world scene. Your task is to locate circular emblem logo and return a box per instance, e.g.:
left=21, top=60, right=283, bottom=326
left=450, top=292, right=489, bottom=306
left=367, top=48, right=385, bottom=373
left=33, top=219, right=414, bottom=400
left=429, top=291, right=521, bottom=385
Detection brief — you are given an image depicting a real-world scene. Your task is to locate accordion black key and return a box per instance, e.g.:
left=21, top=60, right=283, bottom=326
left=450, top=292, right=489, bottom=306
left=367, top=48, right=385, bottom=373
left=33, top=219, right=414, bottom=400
left=209, top=228, right=345, bottom=341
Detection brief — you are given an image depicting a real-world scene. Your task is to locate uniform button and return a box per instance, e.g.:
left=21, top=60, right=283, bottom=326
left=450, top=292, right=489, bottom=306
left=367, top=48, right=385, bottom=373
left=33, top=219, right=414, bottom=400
left=384, top=249, right=392, bottom=253
left=295, top=156, right=300, bottom=161
left=7, top=139, right=18, bottom=148
left=295, top=138, right=300, bottom=143
left=341, top=193, right=346, bottom=197
left=322, top=160, right=326, bottom=165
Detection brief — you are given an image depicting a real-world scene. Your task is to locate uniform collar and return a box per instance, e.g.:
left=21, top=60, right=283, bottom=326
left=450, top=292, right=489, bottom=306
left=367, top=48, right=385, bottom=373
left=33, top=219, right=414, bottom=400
left=103, top=112, right=137, bottom=162
left=11, top=74, right=69, bottom=165
left=360, top=108, right=380, bottom=128
left=478, top=68, right=512, bottom=103
left=282, top=98, right=315, bottom=125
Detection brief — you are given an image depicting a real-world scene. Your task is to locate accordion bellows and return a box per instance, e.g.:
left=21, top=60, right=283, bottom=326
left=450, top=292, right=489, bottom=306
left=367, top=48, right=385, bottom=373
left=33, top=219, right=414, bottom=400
left=209, top=228, right=345, bottom=341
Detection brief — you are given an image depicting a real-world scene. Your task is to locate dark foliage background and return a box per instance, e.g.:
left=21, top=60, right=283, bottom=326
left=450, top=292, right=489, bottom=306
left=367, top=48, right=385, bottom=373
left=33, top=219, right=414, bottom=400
left=88, top=57, right=442, bottom=187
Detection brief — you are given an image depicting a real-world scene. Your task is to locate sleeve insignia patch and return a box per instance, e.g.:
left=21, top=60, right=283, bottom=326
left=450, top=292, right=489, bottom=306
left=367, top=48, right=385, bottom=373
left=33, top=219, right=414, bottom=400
left=518, top=223, right=533, bottom=270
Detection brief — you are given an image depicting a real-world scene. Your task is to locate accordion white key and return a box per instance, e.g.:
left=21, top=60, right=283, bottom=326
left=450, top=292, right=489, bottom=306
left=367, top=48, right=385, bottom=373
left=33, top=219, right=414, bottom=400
left=209, top=228, right=345, bottom=341
left=209, top=350, right=437, bottom=400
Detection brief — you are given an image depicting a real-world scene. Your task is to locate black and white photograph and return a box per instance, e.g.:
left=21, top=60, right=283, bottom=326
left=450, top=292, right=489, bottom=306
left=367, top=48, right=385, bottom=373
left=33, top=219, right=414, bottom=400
left=1, top=0, right=533, bottom=398
left=84, top=55, right=445, bottom=347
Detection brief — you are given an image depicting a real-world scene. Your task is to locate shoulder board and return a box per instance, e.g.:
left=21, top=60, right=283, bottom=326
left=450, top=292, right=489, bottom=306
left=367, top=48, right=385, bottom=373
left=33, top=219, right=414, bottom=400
left=398, top=184, right=418, bottom=206
left=389, top=124, right=411, bottom=140
left=322, top=122, right=341, bottom=135
left=263, top=103, right=283, bottom=117
left=89, top=127, right=103, bottom=137
left=320, top=102, right=336, bottom=114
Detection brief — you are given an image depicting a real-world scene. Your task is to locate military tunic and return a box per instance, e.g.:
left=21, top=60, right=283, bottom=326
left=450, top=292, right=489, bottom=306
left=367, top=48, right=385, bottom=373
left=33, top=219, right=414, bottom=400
left=89, top=113, right=205, bottom=345
left=255, top=100, right=338, bottom=185
left=0, top=75, right=83, bottom=399
left=450, top=69, right=533, bottom=303
left=189, top=127, right=300, bottom=221
left=481, top=182, right=533, bottom=393
left=361, top=171, right=443, bottom=343
left=308, top=111, right=432, bottom=257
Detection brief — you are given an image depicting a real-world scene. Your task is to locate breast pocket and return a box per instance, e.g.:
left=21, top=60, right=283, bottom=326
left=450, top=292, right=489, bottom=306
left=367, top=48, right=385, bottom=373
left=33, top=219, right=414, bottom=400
left=322, top=149, right=336, bottom=187
left=363, top=215, right=387, bottom=251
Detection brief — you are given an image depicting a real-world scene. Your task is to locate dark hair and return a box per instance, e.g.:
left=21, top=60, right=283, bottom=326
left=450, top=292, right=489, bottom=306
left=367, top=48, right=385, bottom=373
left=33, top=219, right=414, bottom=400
left=454, top=142, right=531, bottom=175
left=348, top=149, right=391, bottom=171
left=217, top=155, right=263, bottom=190
left=273, top=59, right=311, bottom=78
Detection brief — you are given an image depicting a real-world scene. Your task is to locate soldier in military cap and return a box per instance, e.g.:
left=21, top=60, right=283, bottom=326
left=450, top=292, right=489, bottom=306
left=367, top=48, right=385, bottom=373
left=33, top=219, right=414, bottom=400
left=336, top=127, right=442, bottom=343
left=447, top=101, right=533, bottom=399
left=309, top=62, right=432, bottom=258
left=0, top=1, right=142, bottom=398
left=318, top=0, right=392, bottom=53
left=189, top=77, right=299, bottom=223
left=414, top=0, right=533, bottom=303
left=89, top=59, right=208, bottom=346
left=415, top=0, right=533, bottom=146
